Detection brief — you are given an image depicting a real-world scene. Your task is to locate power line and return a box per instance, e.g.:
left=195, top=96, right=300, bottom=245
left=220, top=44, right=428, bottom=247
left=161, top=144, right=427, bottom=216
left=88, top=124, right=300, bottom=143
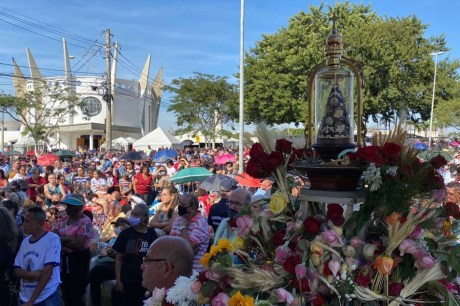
left=0, top=17, right=92, bottom=49
left=0, top=62, right=102, bottom=74
left=0, top=10, right=101, bottom=46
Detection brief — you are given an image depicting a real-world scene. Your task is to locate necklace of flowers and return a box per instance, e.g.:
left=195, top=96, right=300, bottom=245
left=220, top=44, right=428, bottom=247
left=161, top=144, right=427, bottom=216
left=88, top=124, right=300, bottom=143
left=143, top=271, right=199, bottom=306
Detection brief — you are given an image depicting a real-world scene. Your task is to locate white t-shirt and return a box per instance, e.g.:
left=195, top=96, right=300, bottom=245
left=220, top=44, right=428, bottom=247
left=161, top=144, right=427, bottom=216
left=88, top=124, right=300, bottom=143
left=166, top=166, right=176, bottom=177
left=14, top=231, right=61, bottom=303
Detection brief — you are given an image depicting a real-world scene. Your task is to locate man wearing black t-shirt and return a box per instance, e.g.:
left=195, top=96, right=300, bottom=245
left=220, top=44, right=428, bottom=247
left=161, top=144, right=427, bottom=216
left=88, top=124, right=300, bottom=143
left=207, top=179, right=235, bottom=232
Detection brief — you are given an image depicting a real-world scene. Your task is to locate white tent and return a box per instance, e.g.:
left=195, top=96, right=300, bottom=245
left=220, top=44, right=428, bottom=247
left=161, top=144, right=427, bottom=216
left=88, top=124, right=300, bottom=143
left=133, top=127, right=182, bottom=151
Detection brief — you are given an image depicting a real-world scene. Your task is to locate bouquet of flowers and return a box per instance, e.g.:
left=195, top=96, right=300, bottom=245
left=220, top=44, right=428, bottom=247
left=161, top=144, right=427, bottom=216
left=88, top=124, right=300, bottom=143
left=193, top=126, right=460, bottom=306
left=144, top=271, right=199, bottom=306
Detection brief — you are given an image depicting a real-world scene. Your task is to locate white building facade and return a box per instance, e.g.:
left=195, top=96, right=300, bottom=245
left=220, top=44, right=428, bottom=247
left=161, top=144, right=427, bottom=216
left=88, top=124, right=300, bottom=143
left=12, top=38, right=163, bottom=151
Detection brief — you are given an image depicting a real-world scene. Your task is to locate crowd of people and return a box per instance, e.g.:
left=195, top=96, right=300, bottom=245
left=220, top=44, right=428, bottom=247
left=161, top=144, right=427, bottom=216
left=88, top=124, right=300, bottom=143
left=0, top=145, right=279, bottom=306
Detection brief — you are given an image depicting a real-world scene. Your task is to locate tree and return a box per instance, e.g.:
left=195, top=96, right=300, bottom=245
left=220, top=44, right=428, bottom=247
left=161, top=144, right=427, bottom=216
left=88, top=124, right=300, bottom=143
left=242, top=2, right=460, bottom=135
left=165, top=73, right=239, bottom=147
left=434, top=98, right=460, bottom=130
left=0, top=84, right=85, bottom=154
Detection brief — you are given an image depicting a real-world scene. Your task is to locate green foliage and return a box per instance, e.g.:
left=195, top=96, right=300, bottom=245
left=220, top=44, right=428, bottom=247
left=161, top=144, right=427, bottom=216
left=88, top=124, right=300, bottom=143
left=434, top=81, right=460, bottom=130
left=242, top=1, right=460, bottom=128
left=165, top=73, right=238, bottom=144
left=0, top=84, right=85, bottom=153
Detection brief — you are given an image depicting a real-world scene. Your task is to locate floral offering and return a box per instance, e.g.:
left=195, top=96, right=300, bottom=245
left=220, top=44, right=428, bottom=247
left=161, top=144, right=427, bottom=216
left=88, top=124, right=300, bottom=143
left=191, top=126, right=460, bottom=306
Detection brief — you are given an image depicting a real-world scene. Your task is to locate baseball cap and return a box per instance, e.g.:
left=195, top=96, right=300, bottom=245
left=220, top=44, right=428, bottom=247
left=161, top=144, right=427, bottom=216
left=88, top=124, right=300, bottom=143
left=61, top=193, right=85, bottom=206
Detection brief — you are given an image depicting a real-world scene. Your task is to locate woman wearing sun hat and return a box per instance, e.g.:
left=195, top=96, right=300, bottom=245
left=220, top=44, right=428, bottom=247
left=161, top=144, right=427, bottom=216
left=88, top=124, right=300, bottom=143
left=52, top=193, right=93, bottom=306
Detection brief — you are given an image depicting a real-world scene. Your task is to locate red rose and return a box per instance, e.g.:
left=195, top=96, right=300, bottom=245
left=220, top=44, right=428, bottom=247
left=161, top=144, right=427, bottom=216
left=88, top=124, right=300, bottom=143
left=446, top=202, right=460, bottom=219
left=275, top=139, right=293, bottom=154
left=312, top=294, right=326, bottom=306
left=322, top=260, right=331, bottom=276
left=283, top=255, right=301, bottom=274
left=246, top=159, right=265, bottom=179
left=355, top=268, right=372, bottom=287
left=249, top=143, right=266, bottom=160
left=430, top=154, right=448, bottom=169
left=329, top=215, right=345, bottom=227
left=303, top=217, right=321, bottom=235
left=356, top=146, right=385, bottom=166
left=292, top=276, right=311, bottom=293
left=261, top=151, right=284, bottom=172
left=198, top=270, right=209, bottom=283
left=382, top=142, right=401, bottom=159
left=388, top=283, right=405, bottom=297
left=272, top=230, right=286, bottom=247
left=327, top=203, right=344, bottom=219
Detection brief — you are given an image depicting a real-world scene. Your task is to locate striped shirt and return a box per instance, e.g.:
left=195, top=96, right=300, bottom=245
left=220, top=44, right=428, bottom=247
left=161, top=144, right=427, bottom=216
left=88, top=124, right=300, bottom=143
left=170, top=213, right=210, bottom=271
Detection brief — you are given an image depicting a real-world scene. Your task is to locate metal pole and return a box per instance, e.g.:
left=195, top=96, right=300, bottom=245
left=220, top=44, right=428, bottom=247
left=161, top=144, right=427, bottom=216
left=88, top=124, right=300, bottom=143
left=105, top=29, right=112, bottom=150
left=238, top=0, right=245, bottom=174
left=428, top=51, right=444, bottom=148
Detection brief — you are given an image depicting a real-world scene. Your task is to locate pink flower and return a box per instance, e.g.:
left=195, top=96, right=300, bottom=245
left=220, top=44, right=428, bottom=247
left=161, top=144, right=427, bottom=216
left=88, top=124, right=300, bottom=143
left=275, top=288, right=294, bottom=304
left=205, top=269, right=223, bottom=282
left=190, top=281, right=202, bottom=294
left=349, top=237, right=364, bottom=248
left=409, top=226, right=422, bottom=240
left=295, top=264, right=307, bottom=279
left=322, top=229, right=343, bottom=247
left=415, top=256, right=436, bottom=269
left=399, top=239, right=418, bottom=256
left=328, top=260, right=341, bottom=277
left=275, top=245, right=291, bottom=263
left=431, top=188, right=446, bottom=203
left=286, top=221, right=295, bottom=232
left=236, top=215, right=254, bottom=236
left=211, top=292, right=230, bottom=306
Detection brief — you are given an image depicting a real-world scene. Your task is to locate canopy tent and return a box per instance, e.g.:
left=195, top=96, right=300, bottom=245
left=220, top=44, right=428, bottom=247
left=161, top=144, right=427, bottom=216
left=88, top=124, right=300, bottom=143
left=133, top=127, right=182, bottom=151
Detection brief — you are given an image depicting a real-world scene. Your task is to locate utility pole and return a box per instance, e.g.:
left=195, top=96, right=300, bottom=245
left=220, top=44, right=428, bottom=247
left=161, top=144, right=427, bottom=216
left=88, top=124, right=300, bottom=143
left=105, top=29, right=112, bottom=151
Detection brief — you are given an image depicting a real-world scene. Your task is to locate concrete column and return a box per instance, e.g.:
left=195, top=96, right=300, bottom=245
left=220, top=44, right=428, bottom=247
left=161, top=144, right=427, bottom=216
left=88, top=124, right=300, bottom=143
left=89, top=131, right=94, bottom=151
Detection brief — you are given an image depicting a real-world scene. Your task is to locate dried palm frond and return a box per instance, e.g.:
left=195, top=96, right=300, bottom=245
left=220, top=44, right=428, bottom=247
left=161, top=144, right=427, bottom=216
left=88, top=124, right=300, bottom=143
left=388, top=264, right=445, bottom=306
left=354, top=286, right=387, bottom=302
left=385, top=208, right=435, bottom=256
left=228, top=264, right=289, bottom=292
left=255, top=125, right=275, bottom=153
left=371, top=125, right=407, bottom=148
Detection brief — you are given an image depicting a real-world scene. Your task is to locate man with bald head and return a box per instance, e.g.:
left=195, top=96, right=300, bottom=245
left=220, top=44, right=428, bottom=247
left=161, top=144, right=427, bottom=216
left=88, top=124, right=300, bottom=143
left=141, top=236, right=194, bottom=291
left=213, top=187, right=251, bottom=244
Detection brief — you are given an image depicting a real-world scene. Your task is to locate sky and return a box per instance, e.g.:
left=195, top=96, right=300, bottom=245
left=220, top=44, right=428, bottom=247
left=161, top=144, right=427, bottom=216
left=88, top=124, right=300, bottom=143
left=0, top=0, right=458, bottom=133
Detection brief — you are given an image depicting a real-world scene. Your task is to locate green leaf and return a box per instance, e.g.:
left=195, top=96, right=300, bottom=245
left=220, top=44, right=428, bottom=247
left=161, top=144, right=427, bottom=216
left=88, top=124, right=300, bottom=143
left=200, top=280, right=217, bottom=297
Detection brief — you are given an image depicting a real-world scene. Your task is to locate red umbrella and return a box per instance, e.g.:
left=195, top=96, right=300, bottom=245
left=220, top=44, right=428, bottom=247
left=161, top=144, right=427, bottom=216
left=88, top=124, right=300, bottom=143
left=25, top=149, right=42, bottom=157
left=215, top=153, right=236, bottom=165
left=37, top=153, right=59, bottom=166
left=234, top=172, right=260, bottom=188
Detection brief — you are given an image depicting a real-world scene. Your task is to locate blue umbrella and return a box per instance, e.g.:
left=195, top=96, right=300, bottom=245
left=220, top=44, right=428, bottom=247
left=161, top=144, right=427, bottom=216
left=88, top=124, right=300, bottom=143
left=413, top=142, right=428, bottom=151
left=152, top=149, right=177, bottom=163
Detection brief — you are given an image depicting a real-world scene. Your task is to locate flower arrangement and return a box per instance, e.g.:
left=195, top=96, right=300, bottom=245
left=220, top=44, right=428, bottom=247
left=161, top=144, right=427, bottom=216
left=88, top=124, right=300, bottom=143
left=143, top=271, right=199, bottom=306
left=193, top=126, right=460, bottom=306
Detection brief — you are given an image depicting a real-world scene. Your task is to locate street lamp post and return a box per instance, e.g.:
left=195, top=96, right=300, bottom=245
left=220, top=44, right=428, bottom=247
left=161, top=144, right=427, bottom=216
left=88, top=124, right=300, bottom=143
left=428, top=51, right=445, bottom=148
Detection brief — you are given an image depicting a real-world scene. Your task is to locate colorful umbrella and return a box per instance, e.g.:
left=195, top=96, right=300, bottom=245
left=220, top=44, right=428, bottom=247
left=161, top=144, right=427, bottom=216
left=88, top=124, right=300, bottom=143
left=3, top=150, right=23, bottom=157
left=214, top=153, right=236, bottom=165
left=54, top=149, right=76, bottom=158
left=417, top=150, right=453, bottom=162
left=169, top=167, right=212, bottom=184
left=199, top=174, right=236, bottom=192
left=25, top=149, right=42, bottom=157
left=37, top=153, right=59, bottom=166
left=152, top=149, right=177, bottom=163
left=119, top=150, right=149, bottom=161
left=234, top=172, right=260, bottom=188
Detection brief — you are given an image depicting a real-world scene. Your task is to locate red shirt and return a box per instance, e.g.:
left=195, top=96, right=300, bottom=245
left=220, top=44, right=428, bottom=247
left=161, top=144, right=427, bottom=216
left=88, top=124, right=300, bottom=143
left=134, top=173, right=152, bottom=195
left=26, top=176, right=47, bottom=201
